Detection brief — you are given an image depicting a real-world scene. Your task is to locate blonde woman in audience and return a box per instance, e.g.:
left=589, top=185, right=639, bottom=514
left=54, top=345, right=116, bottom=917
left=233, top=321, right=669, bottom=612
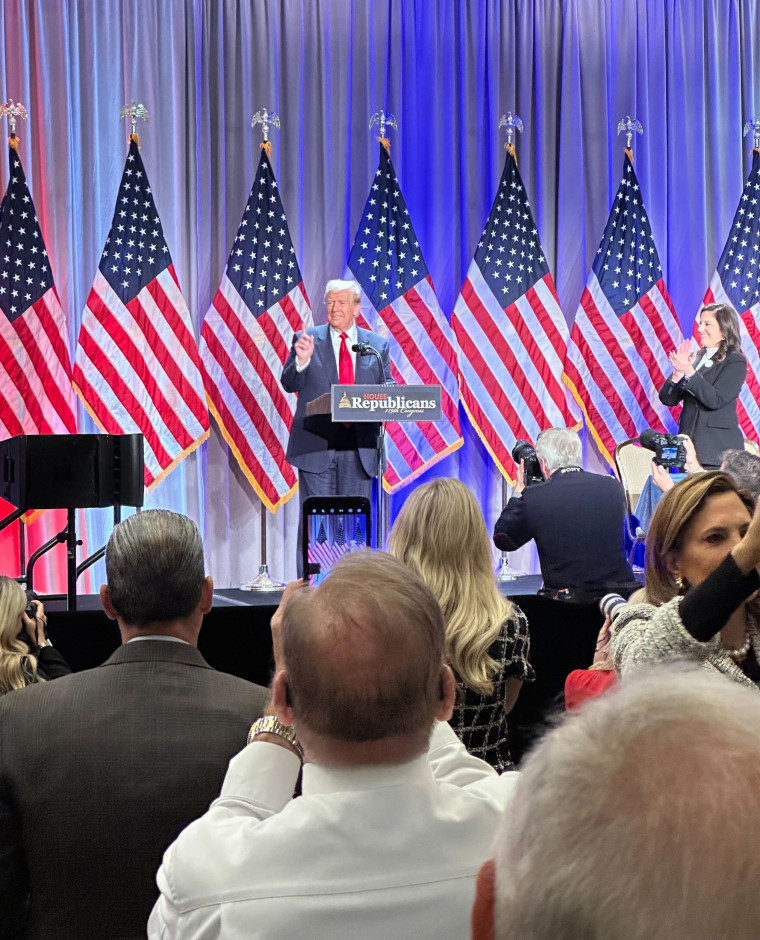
left=0, top=576, right=70, bottom=695
left=388, top=478, right=533, bottom=770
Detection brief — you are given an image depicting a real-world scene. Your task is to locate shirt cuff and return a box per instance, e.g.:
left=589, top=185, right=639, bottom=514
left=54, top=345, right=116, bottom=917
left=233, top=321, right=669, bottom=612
left=218, top=740, right=302, bottom=814
left=295, top=358, right=310, bottom=372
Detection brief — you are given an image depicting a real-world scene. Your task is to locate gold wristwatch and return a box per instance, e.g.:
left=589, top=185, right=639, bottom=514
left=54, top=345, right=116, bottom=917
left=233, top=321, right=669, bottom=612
left=247, top=715, right=303, bottom=758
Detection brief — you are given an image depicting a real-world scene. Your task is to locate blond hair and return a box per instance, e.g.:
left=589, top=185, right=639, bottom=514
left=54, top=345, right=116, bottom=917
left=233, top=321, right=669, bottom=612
left=388, top=478, right=514, bottom=695
left=0, top=576, right=39, bottom=695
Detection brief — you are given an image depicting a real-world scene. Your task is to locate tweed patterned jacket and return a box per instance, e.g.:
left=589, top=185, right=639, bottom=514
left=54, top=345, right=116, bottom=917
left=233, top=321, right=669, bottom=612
left=612, top=597, right=760, bottom=692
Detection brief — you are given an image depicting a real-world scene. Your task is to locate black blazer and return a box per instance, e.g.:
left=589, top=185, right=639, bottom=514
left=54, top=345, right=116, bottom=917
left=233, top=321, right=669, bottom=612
left=659, top=351, right=747, bottom=468
left=281, top=323, right=391, bottom=476
left=493, top=467, right=638, bottom=600
left=0, top=640, right=269, bottom=940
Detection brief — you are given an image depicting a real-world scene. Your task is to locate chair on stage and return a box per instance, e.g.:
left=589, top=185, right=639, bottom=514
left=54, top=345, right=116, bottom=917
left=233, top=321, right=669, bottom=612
left=613, top=438, right=653, bottom=567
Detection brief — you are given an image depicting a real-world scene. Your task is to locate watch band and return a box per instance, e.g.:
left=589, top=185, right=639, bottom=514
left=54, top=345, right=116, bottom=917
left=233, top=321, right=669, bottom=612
left=247, top=715, right=303, bottom=758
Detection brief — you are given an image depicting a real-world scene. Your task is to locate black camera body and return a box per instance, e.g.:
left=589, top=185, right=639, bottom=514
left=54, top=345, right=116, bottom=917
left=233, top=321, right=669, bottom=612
left=24, top=589, right=39, bottom=621
left=639, top=429, right=687, bottom=470
left=511, top=440, right=544, bottom=486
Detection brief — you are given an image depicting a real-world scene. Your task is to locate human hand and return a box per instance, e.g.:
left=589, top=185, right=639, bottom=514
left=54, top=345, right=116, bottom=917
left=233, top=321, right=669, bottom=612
left=678, top=435, right=703, bottom=474
left=294, top=332, right=314, bottom=367
left=513, top=459, right=526, bottom=495
left=669, top=340, right=695, bottom=377
left=21, top=599, right=47, bottom=648
left=270, top=580, right=306, bottom=671
left=651, top=460, right=674, bottom=493
left=732, top=497, right=760, bottom=575
left=592, top=615, right=614, bottom=669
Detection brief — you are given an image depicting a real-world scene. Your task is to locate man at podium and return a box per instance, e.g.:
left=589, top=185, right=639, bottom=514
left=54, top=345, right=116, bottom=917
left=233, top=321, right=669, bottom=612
left=281, top=279, right=391, bottom=573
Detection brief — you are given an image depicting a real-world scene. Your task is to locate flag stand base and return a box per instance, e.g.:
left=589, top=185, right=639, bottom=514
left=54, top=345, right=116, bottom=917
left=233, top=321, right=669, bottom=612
left=240, top=565, right=285, bottom=592
left=495, top=552, right=524, bottom=581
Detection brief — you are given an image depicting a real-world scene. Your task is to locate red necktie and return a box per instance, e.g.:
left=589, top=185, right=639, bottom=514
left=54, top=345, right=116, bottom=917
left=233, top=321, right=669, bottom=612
left=339, top=332, right=354, bottom=384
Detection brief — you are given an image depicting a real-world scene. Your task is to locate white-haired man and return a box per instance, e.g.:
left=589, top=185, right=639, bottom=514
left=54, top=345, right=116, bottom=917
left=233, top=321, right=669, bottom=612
left=493, top=427, right=638, bottom=602
left=281, top=279, right=391, bottom=574
left=150, top=551, right=519, bottom=940
left=472, top=667, right=760, bottom=939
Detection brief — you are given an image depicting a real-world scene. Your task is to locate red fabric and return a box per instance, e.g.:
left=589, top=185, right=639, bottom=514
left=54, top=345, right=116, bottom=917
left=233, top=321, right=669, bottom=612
left=338, top=332, right=354, bottom=384
left=565, top=669, right=617, bottom=710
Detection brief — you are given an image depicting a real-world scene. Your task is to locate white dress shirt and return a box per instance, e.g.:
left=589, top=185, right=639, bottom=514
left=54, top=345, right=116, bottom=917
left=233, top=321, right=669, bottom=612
left=148, top=721, right=518, bottom=940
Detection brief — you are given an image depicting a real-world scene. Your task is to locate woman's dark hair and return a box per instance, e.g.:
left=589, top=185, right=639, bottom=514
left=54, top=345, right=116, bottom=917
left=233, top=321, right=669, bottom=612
left=694, top=303, right=743, bottom=364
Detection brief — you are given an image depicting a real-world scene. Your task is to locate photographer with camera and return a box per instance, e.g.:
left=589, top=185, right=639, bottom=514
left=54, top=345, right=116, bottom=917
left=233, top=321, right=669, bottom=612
left=493, top=428, right=639, bottom=604
left=659, top=303, right=747, bottom=469
left=0, top=576, right=71, bottom=695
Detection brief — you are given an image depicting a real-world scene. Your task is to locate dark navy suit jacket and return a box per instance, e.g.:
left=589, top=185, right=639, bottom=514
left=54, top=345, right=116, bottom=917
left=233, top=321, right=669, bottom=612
left=659, top=351, right=747, bottom=468
left=281, top=323, right=391, bottom=476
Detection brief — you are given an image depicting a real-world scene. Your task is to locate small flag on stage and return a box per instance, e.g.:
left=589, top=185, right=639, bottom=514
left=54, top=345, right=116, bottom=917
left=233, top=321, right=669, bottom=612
left=452, top=140, right=578, bottom=481
left=73, top=135, right=209, bottom=489
left=200, top=148, right=312, bottom=512
left=0, top=136, right=77, bottom=438
left=700, top=146, right=760, bottom=442
left=346, top=142, right=462, bottom=491
left=564, top=149, right=682, bottom=465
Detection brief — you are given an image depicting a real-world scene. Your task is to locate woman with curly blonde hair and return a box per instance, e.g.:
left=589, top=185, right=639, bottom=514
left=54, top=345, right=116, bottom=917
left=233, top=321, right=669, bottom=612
left=388, top=478, right=533, bottom=770
left=0, top=576, right=70, bottom=695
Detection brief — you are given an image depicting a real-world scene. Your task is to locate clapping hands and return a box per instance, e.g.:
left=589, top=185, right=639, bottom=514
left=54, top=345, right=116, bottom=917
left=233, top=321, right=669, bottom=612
left=668, top=340, right=695, bottom=379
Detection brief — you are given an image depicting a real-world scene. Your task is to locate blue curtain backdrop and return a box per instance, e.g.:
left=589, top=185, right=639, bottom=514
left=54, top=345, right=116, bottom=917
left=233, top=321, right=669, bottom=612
left=0, top=0, right=758, bottom=588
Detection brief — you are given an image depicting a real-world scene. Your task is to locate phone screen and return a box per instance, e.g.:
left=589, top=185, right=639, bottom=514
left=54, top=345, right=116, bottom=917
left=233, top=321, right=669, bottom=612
left=302, top=496, right=372, bottom=586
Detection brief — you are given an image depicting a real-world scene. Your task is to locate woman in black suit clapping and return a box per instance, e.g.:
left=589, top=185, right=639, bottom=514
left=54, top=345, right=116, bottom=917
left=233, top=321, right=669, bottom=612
left=659, top=303, right=747, bottom=468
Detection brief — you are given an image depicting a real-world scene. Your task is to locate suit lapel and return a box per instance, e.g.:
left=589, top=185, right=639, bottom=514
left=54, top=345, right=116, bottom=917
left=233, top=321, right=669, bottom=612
left=354, top=327, right=377, bottom=383
left=315, top=326, right=339, bottom=385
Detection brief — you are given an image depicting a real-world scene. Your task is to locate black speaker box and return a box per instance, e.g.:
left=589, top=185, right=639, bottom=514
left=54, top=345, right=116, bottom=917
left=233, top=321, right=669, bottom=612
left=0, top=434, right=144, bottom=509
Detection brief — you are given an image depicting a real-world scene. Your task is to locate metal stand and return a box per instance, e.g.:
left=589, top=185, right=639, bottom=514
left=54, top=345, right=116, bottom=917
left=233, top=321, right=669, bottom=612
left=376, top=421, right=388, bottom=550
left=241, top=508, right=285, bottom=591
left=76, top=506, right=123, bottom=581
left=25, top=510, right=83, bottom=610
left=495, top=475, right=525, bottom=581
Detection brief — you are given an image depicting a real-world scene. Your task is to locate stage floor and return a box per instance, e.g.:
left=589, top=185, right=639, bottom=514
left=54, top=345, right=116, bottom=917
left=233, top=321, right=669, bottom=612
left=44, top=574, right=546, bottom=612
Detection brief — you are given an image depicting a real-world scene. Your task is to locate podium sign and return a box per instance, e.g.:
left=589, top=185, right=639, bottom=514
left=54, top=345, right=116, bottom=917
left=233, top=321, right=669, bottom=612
left=331, top=384, right=442, bottom=423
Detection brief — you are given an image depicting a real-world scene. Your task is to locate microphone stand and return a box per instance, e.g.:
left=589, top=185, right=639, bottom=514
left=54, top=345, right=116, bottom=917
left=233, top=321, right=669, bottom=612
left=353, top=343, right=391, bottom=549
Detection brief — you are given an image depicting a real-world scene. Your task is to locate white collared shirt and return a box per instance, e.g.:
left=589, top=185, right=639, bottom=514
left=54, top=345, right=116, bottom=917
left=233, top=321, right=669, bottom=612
left=695, top=346, right=718, bottom=371
left=149, top=721, right=518, bottom=940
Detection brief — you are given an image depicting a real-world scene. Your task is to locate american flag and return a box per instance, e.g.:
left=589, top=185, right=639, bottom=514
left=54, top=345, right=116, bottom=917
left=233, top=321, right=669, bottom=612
left=308, top=519, right=335, bottom=572
left=73, top=136, right=209, bottom=489
left=351, top=517, right=365, bottom=547
left=451, top=145, right=579, bottom=481
left=0, top=138, right=76, bottom=438
left=200, top=148, right=312, bottom=512
left=700, top=147, right=760, bottom=441
left=564, top=151, right=682, bottom=465
left=346, top=144, right=462, bottom=491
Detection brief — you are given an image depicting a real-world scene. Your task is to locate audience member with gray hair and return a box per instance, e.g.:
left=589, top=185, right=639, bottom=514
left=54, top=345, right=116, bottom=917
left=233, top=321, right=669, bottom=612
left=720, top=447, right=760, bottom=499
left=472, top=667, right=760, bottom=940
left=150, top=550, right=519, bottom=940
left=0, top=509, right=268, bottom=940
left=494, top=427, right=637, bottom=603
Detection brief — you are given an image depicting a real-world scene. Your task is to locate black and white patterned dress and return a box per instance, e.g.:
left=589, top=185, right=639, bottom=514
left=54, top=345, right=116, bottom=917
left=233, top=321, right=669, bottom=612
left=448, top=607, right=533, bottom=772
